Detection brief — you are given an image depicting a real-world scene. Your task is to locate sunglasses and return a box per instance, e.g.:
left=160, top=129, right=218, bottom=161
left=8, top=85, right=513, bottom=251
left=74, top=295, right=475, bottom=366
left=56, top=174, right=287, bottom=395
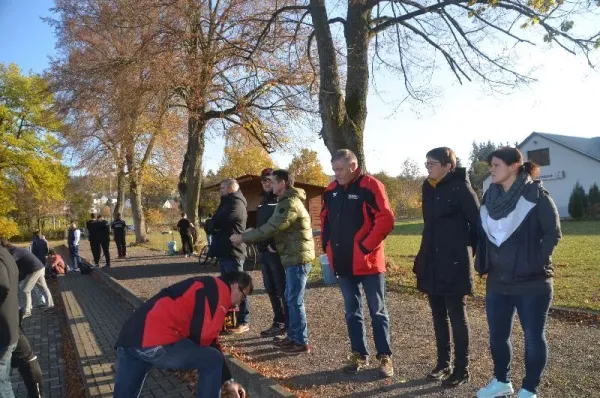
left=261, top=178, right=272, bottom=183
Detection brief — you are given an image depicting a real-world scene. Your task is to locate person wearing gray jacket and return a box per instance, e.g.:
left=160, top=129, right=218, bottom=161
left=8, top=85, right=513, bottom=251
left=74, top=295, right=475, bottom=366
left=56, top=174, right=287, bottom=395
left=475, top=147, right=561, bottom=398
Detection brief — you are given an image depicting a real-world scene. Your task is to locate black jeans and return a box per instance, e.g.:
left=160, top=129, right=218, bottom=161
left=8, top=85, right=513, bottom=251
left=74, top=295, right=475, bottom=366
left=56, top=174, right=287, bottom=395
left=90, top=239, right=101, bottom=264
left=180, top=233, right=193, bottom=255
left=114, top=231, right=126, bottom=256
left=261, top=250, right=288, bottom=328
left=100, top=239, right=111, bottom=266
left=428, top=294, right=470, bottom=370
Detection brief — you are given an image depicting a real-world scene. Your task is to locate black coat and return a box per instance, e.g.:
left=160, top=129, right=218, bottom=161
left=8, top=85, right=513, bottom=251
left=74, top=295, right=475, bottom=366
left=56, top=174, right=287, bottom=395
left=207, top=190, right=248, bottom=260
left=255, top=191, right=278, bottom=252
left=414, top=168, right=480, bottom=296
left=0, top=246, right=20, bottom=346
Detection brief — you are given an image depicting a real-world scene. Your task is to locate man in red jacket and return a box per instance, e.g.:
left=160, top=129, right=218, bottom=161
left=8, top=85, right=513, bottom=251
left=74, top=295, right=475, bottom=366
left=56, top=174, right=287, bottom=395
left=321, top=149, right=396, bottom=378
left=113, top=272, right=252, bottom=398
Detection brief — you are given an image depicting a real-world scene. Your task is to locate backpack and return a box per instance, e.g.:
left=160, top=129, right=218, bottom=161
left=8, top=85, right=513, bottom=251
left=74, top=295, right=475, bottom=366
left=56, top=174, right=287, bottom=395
left=80, top=262, right=93, bottom=275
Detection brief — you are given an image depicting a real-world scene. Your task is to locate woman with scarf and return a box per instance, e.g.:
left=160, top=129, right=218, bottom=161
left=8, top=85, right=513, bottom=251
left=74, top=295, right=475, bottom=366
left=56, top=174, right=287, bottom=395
left=414, top=147, right=480, bottom=388
left=475, top=147, right=561, bottom=398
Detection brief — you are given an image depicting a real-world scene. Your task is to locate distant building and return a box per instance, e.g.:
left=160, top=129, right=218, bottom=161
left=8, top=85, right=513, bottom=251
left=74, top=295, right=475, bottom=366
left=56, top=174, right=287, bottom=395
left=483, top=132, right=600, bottom=218
left=162, top=200, right=178, bottom=209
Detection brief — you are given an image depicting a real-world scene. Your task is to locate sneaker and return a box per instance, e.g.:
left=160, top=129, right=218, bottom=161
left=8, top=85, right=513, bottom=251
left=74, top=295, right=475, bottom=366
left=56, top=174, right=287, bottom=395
left=516, top=388, right=537, bottom=398
left=22, top=312, right=32, bottom=319
left=476, top=378, right=514, bottom=398
left=280, top=343, right=310, bottom=356
left=273, top=337, right=295, bottom=348
left=442, top=368, right=469, bottom=388
left=427, top=365, right=452, bottom=380
left=94, top=263, right=99, bottom=267
left=260, top=325, right=286, bottom=338
left=227, top=324, right=249, bottom=334
left=378, top=355, right=394, bottom=378
left=343, top=352, right=368, bottom=374
left=72, top=268, right=81, bottom=272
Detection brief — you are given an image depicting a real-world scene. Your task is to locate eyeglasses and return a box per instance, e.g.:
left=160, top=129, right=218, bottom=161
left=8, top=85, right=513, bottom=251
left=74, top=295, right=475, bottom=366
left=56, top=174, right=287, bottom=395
left=425, top=161, right=441, bottom=167
left=261, top=178, right=272, bottom=183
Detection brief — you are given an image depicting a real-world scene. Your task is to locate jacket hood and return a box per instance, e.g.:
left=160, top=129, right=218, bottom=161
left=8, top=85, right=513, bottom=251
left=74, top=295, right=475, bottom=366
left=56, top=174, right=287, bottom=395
left=283, top=187, right=306, bottom=201
left=424, top=167, right=470, bottom=187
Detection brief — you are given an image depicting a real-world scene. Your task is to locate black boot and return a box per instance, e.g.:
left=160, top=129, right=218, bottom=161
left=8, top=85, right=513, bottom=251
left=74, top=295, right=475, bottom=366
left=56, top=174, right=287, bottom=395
left=442, top=367, right=469, bottom=388
left=427, top=364, right=452, bottom=380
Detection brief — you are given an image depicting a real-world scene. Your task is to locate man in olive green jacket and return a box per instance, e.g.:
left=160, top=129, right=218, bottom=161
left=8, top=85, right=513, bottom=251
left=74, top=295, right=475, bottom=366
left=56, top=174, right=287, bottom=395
left=231, top=169, right=314, bottom=356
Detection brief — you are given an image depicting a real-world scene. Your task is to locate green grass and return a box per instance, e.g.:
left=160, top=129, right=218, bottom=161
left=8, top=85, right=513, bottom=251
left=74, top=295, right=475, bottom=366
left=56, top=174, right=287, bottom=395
left=137, top=229, right=208, bottom=253
left=384, top=220, right=600, bottom=311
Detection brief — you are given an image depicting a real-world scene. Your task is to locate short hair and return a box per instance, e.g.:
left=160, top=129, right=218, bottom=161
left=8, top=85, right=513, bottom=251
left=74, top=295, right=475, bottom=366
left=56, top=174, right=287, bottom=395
left=487, top=147, right=539, bottom=178
left=221, top=178, right=240, bottom=192
left=97, top=215, right=103, bottom=220
left=426, top=147, right=457, bottom=170
left=221, top=271, right=254, bottom=295
left=181, top=213, right=187, bottom=218
left=331, top=149, right=358, bottom=165
left=116, top=212, right=122, bottom=217
left=48, top=249, right=56, bottom=255
left=90, top=213, right=96, bottom=218
left=272, top=169, right=294, bottom=188
left=0, top=239, right=10, bottom=248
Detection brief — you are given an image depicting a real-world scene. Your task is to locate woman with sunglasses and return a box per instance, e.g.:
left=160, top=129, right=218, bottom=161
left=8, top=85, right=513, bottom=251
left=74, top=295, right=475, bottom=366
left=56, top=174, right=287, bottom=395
left=414, top=147, right=480, bottom=387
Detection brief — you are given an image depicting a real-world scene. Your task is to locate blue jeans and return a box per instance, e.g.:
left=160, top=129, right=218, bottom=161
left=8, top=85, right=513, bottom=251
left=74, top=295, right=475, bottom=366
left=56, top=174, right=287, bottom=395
left=0, top=343, right=17, bottom=398
left=219, top=258, right=249, bottom=324
left=114, top=340, right=223, bottom=398
left=261, top=251, right=288, bottom=328
left=69, top=245, right=80, bottom=270
left=486, top=291, right=552, bottom=393
left=338, top=273, right=392, bottom=358
left=285, top=264, right=311, bottom=345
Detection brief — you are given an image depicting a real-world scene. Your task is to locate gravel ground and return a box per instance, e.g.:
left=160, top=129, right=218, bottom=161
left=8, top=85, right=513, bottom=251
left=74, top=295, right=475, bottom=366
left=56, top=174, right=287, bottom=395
left=83, top=245, right=600, bottom=397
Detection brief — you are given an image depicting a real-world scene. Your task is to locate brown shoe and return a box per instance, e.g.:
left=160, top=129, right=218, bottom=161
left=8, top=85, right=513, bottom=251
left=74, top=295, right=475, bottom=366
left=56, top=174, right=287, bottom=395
left=378, top=355, right=394, bottom=378
left=227, top=324, right=249, bottom=335
left=280, top=343, right=310, bottom=356
left=273, top=337, right=295, bottom=348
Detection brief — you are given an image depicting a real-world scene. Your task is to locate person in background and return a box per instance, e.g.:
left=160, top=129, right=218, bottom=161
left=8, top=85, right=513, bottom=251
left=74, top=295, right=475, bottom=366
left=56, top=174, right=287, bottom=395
left=86, top=213, right=100, bottom=267
left=0, top=245, right=20, bottom=397
left=96, top=215, right=111, bottom=268
left=30, top=232, right=48, bottom=266
left=68, top=221, right=81, bottom=272
left=205, top=213, right=213, bottom=246
left=231, top=170, right=314, bottom=355
left=414, top=147, right=480, bottom=387
left=321, top=149, right=395, bottom=377
left=113, top=271, right=252, bottom=398
left=177, top=213, right=194, bottom=258
left=475, top=147, right=561, bottom=398
left=46, top=249, right=66, bottom=278
left=111, top=213, right=128, bottom=258
left=208, top=179, right=248, bottom=334
left=0, top=241, right=55, bottom=318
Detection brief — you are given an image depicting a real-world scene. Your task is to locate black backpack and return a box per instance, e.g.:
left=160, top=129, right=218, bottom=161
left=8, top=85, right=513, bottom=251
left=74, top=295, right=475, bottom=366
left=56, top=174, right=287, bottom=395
left=80, top=262, right=93, bottom=275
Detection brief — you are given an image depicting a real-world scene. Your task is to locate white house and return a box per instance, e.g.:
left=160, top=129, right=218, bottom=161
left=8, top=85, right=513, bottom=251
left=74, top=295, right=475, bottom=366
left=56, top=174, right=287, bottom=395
left=162, top=199, right=178, bottom=209
left=483, top=132, right=600, bottom=218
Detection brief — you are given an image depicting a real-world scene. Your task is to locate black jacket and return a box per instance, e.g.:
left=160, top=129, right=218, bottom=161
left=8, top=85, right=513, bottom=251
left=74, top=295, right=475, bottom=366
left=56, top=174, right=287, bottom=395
left=255, top=191, right=278, bottom=252
left=0, top=247, right=20, bottom=346
left=475, top=180, right=561, bottom=294
left=414, top=169, right=480, bottom=296
left=208, top=190, right=248, bottom=260
left=96, top=220, right=111, bottom=242
left=9, top=247, right=45, bottom=281
left=86, top=219, right=97, bottom=241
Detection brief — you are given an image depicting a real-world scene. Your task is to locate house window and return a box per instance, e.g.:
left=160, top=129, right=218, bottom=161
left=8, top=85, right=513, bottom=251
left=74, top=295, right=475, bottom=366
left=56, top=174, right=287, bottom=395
left=527, top=148, right=550, bottom=166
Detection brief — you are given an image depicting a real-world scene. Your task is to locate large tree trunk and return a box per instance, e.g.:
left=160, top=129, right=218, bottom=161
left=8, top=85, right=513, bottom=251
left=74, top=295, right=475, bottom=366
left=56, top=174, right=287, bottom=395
left=178, top=114, right=206, bottom=225
left=126, top=151, right=147, bottom=243
left=114, top=161, right=127, bottom=217
left=309, top=0, right=369, bottom=170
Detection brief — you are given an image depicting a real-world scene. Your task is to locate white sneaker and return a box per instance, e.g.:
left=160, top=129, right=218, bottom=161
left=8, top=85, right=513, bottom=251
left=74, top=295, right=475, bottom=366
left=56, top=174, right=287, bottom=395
left=517, top=388, right=536, bottom=398
left=476, top=378, right=514, bottom=398
left=72, top=268, right=81, bottom=272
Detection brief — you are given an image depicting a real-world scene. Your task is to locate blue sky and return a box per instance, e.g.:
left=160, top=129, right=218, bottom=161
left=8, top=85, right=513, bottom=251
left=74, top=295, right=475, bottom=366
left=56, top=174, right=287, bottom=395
left=2, top=0, right=599, bottom=176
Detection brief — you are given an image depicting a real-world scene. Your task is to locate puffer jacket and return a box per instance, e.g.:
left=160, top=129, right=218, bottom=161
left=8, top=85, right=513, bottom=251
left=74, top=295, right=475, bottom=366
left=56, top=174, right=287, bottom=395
left=242, top=187, right=315, bottom=267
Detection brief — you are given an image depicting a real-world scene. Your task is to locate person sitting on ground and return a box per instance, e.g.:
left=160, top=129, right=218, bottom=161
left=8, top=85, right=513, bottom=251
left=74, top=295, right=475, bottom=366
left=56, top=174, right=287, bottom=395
left=113, top=271, right=252, bottom=398
left=46, top=249, right=66, bottom=278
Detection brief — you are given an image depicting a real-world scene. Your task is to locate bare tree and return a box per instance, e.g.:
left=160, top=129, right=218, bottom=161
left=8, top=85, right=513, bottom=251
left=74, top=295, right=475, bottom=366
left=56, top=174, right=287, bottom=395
left=256, top=0, right=600, bottom=169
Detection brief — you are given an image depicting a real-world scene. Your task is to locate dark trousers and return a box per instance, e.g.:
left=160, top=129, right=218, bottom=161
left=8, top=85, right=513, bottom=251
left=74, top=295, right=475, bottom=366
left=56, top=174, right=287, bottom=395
left=261, top=250, right=288, bottom=328
left=100, top=239, right=110, bottom=266
left=180, top=233, right=193, bottom=255
left=428, top=294, right=470, bottom=370
left=114, top=231, right=126, bottom=257
left=486, top=291, right=552, bottom=394
left=11, top=329, right=43, bottom=398
left=219, top=258, right=249, bottom=324
left=90, top=239, right=101, bottom=265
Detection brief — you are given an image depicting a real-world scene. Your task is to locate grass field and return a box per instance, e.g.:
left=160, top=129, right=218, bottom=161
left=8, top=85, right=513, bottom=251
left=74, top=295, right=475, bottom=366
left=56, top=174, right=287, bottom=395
left=382, top=220, right=600, bottom=311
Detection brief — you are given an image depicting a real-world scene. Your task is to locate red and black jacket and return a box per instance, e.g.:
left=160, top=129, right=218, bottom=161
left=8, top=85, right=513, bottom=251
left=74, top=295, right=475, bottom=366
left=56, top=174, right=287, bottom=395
left=115, top=276, right=232, bottom=381
left=321, top=172, right=395, bottom=277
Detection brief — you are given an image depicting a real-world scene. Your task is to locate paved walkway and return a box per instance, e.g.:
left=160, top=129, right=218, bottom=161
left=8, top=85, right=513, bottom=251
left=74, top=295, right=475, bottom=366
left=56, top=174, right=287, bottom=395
left=57, top=270, right=194, bottom=397
left=10, top=282, right=65, bottom=398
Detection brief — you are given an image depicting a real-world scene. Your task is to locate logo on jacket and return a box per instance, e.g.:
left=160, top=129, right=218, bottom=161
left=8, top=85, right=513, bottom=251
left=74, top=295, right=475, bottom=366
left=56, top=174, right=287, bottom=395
left=333, top=192, right=338, bottom=197
left=348, top=194, right=359, bottom=200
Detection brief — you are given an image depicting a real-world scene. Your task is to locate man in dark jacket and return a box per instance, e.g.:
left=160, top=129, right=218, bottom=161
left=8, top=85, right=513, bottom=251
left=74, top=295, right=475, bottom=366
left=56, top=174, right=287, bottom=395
left=177, top=213, right=194, bottom=257
left=414, top=147, right=480, bottom=387
left=96, top=215, right=111, bottom=268
left=206, top=178, right=248, bottom=333
left=30, top=232, right=48, bottom=265
left=1, top=241, right=55, bottom=318
left=256, top=168, right=288, bottom=338
left=321, top=149, right=395, bottom=377
left=113, top=272, right=252, bottom=398
left=111, top=213, right=127, bottom=258
left=86, top=213, right=101, bottom=266
left=0, top=246, right=19, bottom=397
